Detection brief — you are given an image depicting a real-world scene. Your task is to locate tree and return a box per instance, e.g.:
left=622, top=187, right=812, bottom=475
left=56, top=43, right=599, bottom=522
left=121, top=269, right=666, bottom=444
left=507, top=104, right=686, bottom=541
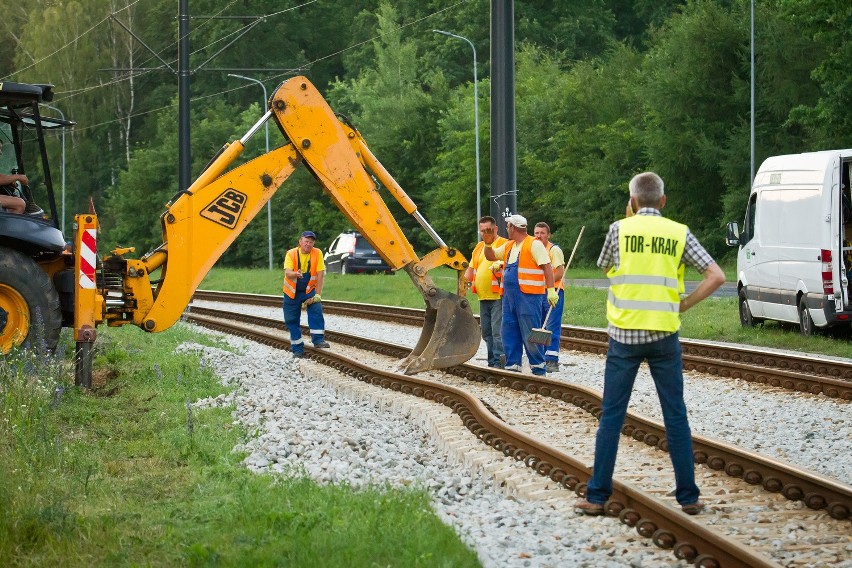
left=327, top=2, right=450, bottom=252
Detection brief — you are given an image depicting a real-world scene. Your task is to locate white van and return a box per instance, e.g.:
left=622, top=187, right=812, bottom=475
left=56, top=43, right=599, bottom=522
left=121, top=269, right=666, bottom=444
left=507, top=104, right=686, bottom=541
left=726, top=150, right=852, bottom=334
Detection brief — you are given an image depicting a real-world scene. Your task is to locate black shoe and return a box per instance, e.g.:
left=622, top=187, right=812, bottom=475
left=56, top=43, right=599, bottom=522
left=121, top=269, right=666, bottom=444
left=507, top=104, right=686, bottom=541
left=313, top=341, right=331, bottom=348
left=292, top=352, right=305, bottom=359
left=545, top=361, right=560, bottom=373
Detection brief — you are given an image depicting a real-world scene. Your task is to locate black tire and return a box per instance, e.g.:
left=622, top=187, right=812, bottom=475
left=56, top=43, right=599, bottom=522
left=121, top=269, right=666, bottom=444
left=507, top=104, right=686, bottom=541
left=738, top=288, right=757, bottom=328
left=0, top=246, right=61, bottom=353
left=798, top=297, right=815, bottom=336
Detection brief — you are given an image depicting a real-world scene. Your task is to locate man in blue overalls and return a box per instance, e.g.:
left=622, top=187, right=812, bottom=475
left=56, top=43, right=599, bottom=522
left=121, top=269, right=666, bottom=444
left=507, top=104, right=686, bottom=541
left=282, top=231, right=331, bottom=357
left=485, top=214, right=558, bottom=376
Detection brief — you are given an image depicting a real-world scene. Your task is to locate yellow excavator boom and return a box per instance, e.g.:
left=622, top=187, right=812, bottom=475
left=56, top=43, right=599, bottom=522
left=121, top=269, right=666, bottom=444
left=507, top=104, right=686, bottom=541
left=80, top=76, right=479, bottom=380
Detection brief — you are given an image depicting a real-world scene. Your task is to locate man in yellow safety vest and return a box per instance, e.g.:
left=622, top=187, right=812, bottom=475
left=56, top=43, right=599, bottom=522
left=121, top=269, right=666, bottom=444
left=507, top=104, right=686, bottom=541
left=575, top=172, right=724, bottom=517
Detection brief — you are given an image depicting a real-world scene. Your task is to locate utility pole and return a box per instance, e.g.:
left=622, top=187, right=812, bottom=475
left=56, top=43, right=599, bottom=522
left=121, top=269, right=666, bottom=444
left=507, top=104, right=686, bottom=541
left=490, top=0, right=517, bottom=237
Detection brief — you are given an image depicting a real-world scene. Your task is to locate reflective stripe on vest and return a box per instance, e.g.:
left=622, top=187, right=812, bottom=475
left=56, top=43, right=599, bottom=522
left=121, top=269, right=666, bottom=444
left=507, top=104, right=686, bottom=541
left=516, top=236, right=546, bottom=294
left=546, top=242, right=564, bottom=291
left=283, top=247, right=321, bottom=298
left=471, top=237, right=507, bottom=295
left=606, top=215, right=687, bottom=332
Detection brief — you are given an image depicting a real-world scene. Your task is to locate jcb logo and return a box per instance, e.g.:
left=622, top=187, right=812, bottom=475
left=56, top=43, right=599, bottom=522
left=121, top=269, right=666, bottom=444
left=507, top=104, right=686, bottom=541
left=201, top=188, right=247, bottom=229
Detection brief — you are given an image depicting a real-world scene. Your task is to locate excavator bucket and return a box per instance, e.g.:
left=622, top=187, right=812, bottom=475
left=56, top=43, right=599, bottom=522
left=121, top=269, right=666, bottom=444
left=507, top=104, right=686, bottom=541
left=398, top=288, right=480, bottom=375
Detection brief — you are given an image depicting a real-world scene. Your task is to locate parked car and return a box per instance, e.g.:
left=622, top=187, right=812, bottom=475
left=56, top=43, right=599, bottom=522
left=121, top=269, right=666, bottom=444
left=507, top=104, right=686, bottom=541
left=324, top=231, right=394, bottom=274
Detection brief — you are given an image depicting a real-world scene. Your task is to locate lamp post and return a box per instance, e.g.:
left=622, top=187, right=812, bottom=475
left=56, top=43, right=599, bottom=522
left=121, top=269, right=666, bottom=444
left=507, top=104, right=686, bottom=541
left=750, top=0, right=755, bottom=184
left=228, top=73, right=273, bottom=269
left=434, top=29, right=481, bottom=241
left=41, top=104, right=66, bottom=235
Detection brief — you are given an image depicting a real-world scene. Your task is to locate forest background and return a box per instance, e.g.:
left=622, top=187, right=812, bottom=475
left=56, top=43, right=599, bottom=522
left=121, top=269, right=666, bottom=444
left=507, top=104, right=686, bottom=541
left=1, top=0, right=849, bottom=265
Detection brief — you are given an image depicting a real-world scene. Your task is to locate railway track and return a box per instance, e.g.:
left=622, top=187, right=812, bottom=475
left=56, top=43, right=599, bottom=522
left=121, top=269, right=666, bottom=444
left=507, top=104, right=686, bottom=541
left=183, top=299, right=852, bottom=568
left=193, top=290, right=852, bottom=400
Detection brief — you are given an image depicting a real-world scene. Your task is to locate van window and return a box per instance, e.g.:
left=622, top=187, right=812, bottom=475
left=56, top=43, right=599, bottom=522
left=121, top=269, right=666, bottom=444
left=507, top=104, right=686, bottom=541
left=742, top=193, right=757, bottom=244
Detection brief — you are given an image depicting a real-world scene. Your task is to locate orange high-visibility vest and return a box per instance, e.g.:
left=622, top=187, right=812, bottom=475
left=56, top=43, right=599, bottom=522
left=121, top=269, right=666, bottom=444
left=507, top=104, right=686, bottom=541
left=511, top=236, right=546, bottom=294
left=283, top=247, right=322, bottom=298
left=470, top=236, right=508, bottom=295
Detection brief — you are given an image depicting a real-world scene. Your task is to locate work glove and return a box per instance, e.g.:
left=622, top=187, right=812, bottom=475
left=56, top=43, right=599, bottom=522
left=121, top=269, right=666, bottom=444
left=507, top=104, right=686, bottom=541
left=547, top=287, right=558, bottom=307
left=306, top=294, right=322, bottom=306
left=490, top=260, right=504, bottom=273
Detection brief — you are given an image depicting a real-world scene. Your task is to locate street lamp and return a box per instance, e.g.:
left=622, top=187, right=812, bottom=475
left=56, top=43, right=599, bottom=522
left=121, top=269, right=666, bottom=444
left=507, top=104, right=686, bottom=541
left=750, top=0, right=755, bottom=184
left=434, top=29, right=481, bottom=241
left=41, top=104, right=66, bottom=235
left=228, top=73, right=273, bottom=270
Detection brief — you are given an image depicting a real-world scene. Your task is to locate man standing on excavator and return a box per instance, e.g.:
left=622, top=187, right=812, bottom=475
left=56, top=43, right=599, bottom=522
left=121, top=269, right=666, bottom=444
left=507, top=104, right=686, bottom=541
left=282, top=231, right=331, bottom=358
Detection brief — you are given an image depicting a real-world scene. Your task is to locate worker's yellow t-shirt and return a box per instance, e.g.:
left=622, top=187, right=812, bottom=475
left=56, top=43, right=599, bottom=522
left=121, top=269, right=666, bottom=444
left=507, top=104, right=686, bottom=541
left=473, top=252, right=502, bottom=301
left=283, top=251, right=325, bottom=273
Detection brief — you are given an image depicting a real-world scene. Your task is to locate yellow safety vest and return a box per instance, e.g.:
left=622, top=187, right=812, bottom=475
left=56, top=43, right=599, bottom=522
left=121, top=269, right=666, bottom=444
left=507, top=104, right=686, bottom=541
left=546, top=242, right=564, bottom=291
left=283, top=247, right=321, bottom=298
left=607, top=215, right=687, bottom=331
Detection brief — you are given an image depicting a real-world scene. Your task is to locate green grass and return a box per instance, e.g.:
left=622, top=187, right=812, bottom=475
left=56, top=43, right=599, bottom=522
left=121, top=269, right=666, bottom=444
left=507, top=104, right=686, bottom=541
left=0, top=327, right=479, bottom=567
left=201, top=266, right=852, bottom=360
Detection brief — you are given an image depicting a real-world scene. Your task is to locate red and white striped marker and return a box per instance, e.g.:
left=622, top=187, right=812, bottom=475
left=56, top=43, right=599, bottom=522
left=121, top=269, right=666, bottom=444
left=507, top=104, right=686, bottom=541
left=78, top=228, right=97, bottom=289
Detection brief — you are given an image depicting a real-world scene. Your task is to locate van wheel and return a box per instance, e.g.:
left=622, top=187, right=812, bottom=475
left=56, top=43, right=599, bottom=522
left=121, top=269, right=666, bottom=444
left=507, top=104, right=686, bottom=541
left=798, top=298, right=815, bottom=336
left=738, top=289, right=758, bottom=327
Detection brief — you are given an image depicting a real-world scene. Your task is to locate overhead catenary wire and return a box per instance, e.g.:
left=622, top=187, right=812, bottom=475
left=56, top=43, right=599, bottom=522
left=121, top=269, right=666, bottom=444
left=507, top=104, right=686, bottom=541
left=0, top=0, right=144, bottom=82
left=57, top=0, right=471, bottom=135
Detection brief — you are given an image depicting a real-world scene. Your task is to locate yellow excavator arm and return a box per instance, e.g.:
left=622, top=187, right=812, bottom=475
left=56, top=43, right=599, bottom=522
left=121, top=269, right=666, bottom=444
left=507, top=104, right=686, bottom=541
left=82, top=76, right=479, bottom=376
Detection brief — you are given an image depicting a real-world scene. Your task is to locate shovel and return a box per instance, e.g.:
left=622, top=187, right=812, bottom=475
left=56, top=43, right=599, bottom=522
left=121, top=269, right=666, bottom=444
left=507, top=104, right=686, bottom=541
left=528, top=304, right=554, bottom=345
left=527, top=225, right=586, bottom=346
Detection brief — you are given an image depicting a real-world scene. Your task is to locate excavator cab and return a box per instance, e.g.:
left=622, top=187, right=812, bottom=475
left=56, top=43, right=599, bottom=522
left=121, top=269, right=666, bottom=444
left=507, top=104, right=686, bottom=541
left=0, top=82, right=75, bottom=354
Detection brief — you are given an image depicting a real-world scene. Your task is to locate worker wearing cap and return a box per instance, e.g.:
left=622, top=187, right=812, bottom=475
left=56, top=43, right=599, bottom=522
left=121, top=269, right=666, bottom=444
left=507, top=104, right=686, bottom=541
left=534, top=222, right=566, bottom=373
left=282, top=230, right=331, bottom=358
left=484, top=214, right=558, bottom=376
left=574, top=172, right=725, bottom=517
left=465, top=215, right=509, bottom=368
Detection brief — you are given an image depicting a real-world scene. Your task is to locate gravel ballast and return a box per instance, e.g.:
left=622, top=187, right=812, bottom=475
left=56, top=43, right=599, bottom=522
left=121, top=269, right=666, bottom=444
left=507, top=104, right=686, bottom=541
left=185, top=335, right=682, bottom=568
left=183, top=300, right=852, bottom=566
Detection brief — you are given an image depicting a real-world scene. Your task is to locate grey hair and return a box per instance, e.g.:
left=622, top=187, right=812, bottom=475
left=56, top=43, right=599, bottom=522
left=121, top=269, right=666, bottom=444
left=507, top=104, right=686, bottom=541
left=629, top=172, right=665, bottom=208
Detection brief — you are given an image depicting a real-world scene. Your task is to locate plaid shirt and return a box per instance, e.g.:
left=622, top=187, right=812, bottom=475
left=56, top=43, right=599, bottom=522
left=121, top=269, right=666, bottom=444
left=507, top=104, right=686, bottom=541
left=597, top=208, right=715, bottom=344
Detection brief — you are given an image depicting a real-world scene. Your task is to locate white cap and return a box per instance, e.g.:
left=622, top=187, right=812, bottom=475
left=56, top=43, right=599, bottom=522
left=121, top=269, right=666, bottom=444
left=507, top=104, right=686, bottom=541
left=505, top=214, right=527, bottom=228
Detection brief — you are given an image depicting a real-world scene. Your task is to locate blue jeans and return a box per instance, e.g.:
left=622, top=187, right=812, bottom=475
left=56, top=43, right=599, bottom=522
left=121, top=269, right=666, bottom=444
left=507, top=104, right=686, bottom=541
left=586, top=333, right=699, bottom=506
left=479, top=299, right=504, bottom=367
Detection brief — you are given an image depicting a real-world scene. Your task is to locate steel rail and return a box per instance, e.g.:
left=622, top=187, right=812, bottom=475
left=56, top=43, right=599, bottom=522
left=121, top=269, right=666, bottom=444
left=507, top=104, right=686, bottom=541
left=193, top=290, right=852, bottom=399
left=186, top=304, right=852, bottom=521
left=183, top=310, right=786, bottom=567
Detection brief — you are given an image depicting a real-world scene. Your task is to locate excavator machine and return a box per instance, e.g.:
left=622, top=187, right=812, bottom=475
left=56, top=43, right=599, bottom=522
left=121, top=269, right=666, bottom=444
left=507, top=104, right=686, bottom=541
left=0, top=76, right=480, bottom=384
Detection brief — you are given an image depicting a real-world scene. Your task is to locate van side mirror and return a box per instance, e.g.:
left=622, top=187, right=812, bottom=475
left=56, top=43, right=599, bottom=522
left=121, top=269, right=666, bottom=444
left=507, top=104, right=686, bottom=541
left=725, top=222, right=740, bottom=247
